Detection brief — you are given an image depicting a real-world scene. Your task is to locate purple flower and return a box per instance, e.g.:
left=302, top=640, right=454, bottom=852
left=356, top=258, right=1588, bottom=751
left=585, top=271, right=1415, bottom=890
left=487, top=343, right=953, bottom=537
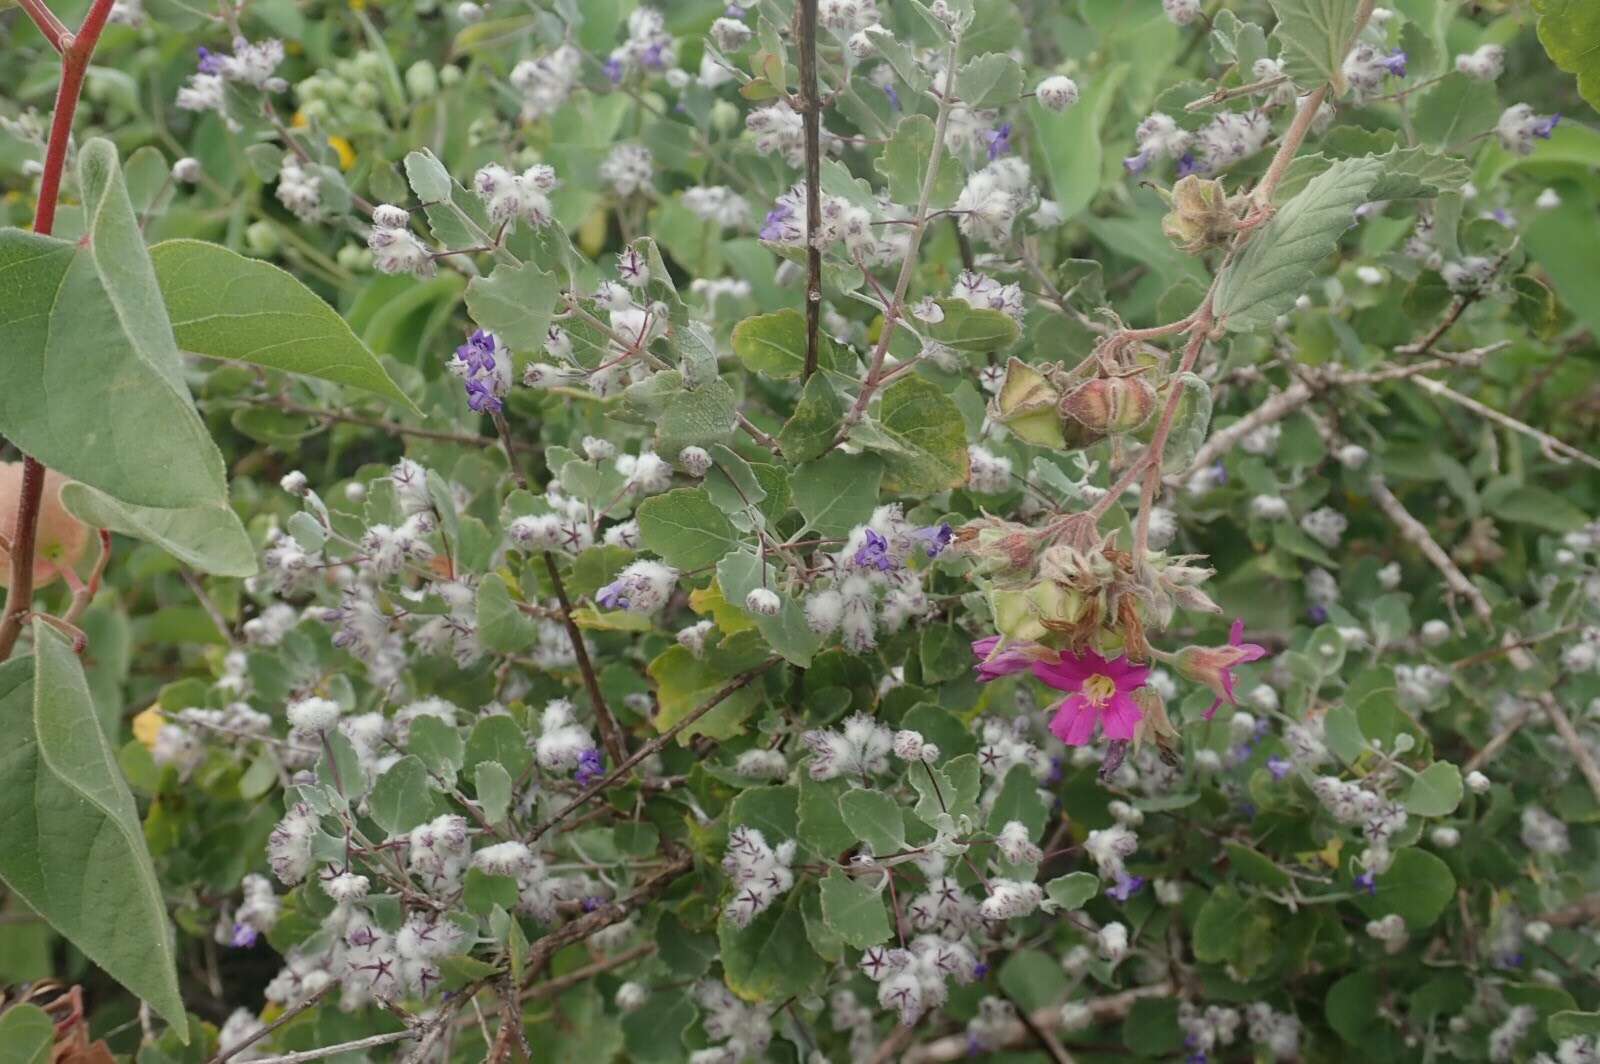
left=1354, top=871, right=1377, bottom=896
left=1307, top=604, right=1328, bottom=624
left=1210, top=461, right=1228, bottom=486
left=453, top=330, right=503, bottom=413
left=456, top=329, right=497, bottom=373
left=231, top=922, right=259, bottom=948
left=910, top=522, right=953, bottom=558
left=1123, top=150, right=1152, bottom=174
left=641, top=41, right=668, bottom=69
left=985, top=122, right=1013, bottom=160
left=853, top=528, right=896, bottom=571
left=883, top=84, right=901, bottom=111
left=972, top=962, right=989, bottom=979
left=581, top=896, right=605, bottom=912
left=603, top=57, right=625, bottom=84
left=1380, top=49, right=1408, bottom=77
left=596, top=579, right=630, bottom=610
left=464, top=377, right=501, bottom=413
left=1176, top=153, right=1204, bottom=177
left=759, top=201, right=793, bottom=241
left=576, top=747, right=605, bottom=787
left=1534, top=112, right=1561, bottom=139
left=1108, top=875, right=1145, bottom=902
left=1494, top=950, right=1525, bottom=969
left=724, top=2, right=746, bottom=15
left=197, top=45, right=225, bottom=74
left=1267, top=756, right=1291, bottom=781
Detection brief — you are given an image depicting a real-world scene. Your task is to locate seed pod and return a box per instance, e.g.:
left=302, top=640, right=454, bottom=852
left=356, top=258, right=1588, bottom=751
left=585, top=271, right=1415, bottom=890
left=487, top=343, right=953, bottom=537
left=1160, top=175, right=1239, bottom=254
left=990, top=357, right=1066, bottom=447
left=1060, top=375, right=1157, bottom=434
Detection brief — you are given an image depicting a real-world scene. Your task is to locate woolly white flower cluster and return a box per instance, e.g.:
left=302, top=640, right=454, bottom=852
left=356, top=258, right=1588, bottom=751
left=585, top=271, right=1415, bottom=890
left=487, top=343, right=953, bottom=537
left=690, top=980, right=773, bottom=1063
left=407, top=814, right=471, bottom=891
left=595, top=559, right=679, bottom=615
left=1521, top=805, right=1570, bottom=855
left=509, top=44, right=582, bottom=119
left=1179, top=1003, right=1242, bottom=1058
left=534, top=699, right=597, bottom=773
left=600, top=143, right=655, bottom=197
left=267, top=803, right=320, bottom=885
left=1300, top=506, right=1348, bottom=549
left=1084, top=823, right=1138, bottom=883
left=275, top=158, right=322, bottom=223
left=955, top=158, right=1038, bottom=244
left=803, top=713, right=894, bottom=781
left=733, top=748, right=789, bottom=780
left=367, top=203, right=433, bottom=277
left=1455, top=44, right=1505, bottom=82
left=470, top=840, right=588, bottom=922
left=721, top=826, right=796, bottom=927
left=979, top=877, right=1044, bottom=920
left=804, top=506, right=946, bottom=652
left=1245, top=1002, right=1303, bottom=1060
left=473, top=162, right=558, bottom=229
left=951, top=269, right=1025, bottom=320
left=860, top=937, right=980, bottom=1025
left=904, top=860, right=982, bottom=934
left=967, top=444, right=1015, bottom=494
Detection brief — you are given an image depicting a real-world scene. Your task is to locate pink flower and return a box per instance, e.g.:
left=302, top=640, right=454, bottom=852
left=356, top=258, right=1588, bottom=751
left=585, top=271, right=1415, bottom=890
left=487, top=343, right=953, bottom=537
left=972, top=638, right=1149, bottom=746
left=1174, top=619, right=1268, bottom=720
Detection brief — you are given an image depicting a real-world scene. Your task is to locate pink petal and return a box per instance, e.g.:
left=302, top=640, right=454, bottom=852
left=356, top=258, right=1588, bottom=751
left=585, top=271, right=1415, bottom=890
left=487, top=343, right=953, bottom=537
left=1202, top=696, right=1223, bottom=721
left=1229, top=618, right=1245, bottom=646
left=1032, top=652, right=1098, bottom=691
left=1100, top=693, right=1144, bottom=740
left=973, top=636, right=1040, bottom=682
left=1106, top=658, right=1151, bottom=691
left=1049, top=695, right=1098, bottom=746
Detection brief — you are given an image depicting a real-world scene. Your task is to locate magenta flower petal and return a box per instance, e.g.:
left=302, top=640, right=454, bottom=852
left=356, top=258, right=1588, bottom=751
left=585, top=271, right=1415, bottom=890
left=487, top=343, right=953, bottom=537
left=1100, top=692, right=1144, bottom=740
left=972, top=636, right=1043, bottom=682
left=1049, top=695, right=1098, bottom=745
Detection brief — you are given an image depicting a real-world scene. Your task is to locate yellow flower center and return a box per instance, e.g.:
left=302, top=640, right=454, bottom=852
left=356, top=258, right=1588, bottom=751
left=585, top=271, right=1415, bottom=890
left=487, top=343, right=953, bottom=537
left=1081, top=673, right=1117, bottom=705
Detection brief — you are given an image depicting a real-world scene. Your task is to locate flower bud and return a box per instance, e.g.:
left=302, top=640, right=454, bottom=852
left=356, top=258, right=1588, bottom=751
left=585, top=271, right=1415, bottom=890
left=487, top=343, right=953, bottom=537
left=745, top=588, right=781, bottom=616
left=1161, top=174, right=1240, bottom=254
left=678, top=446, right=713, bottom=477
left=171, top=157, right=203, bottom=183
left=405, top=60, right=439, bottom=102
left=372, top=203, right=411, bottom=229
left=1059, top=375, right=1157, bottom=435
left=245, top=220, right=279, bottom=256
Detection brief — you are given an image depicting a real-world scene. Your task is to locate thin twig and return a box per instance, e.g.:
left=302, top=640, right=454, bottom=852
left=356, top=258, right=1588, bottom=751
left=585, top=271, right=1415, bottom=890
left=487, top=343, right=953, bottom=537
left=519, top=943, right=655, bottom=1003
left=1366, top=475, right=1494, bottom=627
left=244, top=1028, right=418, bottom=1064
left=1540, top=693, right=1600, bottom=806
left=206, top=984, right=335, bottom=1064
left=526, top=659, right=780, bottom=844
left=242, top=395, right=533, bottom=451
left=899, top=984, right=1171, bottom=1062
left=1409, top=375, right=1600, bottom=473
left=542, top=551, right=627, bottom=768
left=797, top=0, right=823, bottom=381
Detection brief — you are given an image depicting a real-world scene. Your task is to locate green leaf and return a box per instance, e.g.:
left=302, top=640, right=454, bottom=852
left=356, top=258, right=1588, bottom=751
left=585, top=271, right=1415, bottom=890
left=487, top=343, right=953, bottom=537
left=150, top=239, right=414, bottom=410
left=859, top=376, right=970, bottom=493
left=986, top=764, right=1049, bottom=839
left=954, top=52, right=1024, bottom=107
left=926, top=299, right=1021, bottom=352
left=0, top=143, right=225, bottom=510
left=58, top=482, right=256, bottom=578
left=648, top=643, right=763, bottom=743
left=716, top=550, right=822, bottom=666
left=1268, top=0, right=1361, bottom=90
left=1354, top=847, right=1455, bottom=927
left=1412, top=74, right=1501, bottom=149
left=1488, top=485, right=1589, bottom=532
left=779, top=373, right=845, bottom=463
left=1210, top=10, right=1269, bottom=69
left=839, top=788, right=906, bottom=855
left=475, top=761, right=513, bottom=825
left=409, top=716, right=464, bottom=779
left=819, top=870, right=891, bottom=949
left=1044, top=872, right=1099, bottom=910
left=0, top=1004, right=52, bottom=1064
left=998, top=948, right=1068, bottom=1012
left=719, top=891, right=826, bottom=1002
left=1224, top=841, right=1292, bottom=888
left=1032, top=64, right=1128, bottom=223
left=368, top=756, right=441, bottom=835
left=0, top=623, right=187, bottom=1038
left=791, top=452, right=884, bottom=539
left=731, top=309, right=838, bottom=379
left=797, top=776, right=856, bottom=858
left=657, top=378, right=739, bottom=458
left=637, top=487, right=742, bottom=570
left=1550, top=1011, right=1600, bottom=1041
left=1534, top=0, right=1600, bottom=114
left=730, top=784, right=799, bottom=840
left=1404, top=762, right=1464, bottom=817
left=1214, top=157, right=1384, bottom=332
left=875, top=114, right=964, bottom=210
left=464, top=260, right=559, bottom=353
left=477, top=573, right=538, bottom=654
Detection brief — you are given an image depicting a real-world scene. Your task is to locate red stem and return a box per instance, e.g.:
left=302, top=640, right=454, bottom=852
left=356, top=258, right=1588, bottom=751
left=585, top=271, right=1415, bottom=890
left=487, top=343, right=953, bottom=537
left=0, top=0, right=117, bottom=665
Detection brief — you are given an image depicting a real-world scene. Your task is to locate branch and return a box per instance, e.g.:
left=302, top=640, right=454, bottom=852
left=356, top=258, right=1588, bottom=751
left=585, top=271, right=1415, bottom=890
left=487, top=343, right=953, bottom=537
left=519, top=847, right=694, bottom=986
left=245, top=1029, right=420, bottom=1064
left=542, top=551, right=627, bottom=768
left=17, top=0, right=70, bottom=51
left=1366, top=475, right=1494, bottom=627
left=899, top=984, right=1172, bottom=1063
left=1540, top=693, right=1600, bottom=807
left=243, top=394, right=535, bottom=451
left=0, top=459, right=47, bottom=662
left=520, top=943, right=655, bottom=1004
left=526, top=658, right=780, bottom=844
left=1408, top=375, right=1600, bottom=474
left=206, top=984, right=334, bottom=1064
left=797, top=0, right=823, bottom=381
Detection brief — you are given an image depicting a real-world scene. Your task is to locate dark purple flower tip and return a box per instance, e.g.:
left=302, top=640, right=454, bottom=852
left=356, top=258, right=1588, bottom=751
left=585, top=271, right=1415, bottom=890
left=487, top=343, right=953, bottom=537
left=581, top=896, right=605, bottom=912
left=1209, top=460, right=1228, bottom=485
left=596, top=580, right=629, bottom=610
left=231, top=922, right=259, bottom=948
left=1354, top=871, right=1377, bottom=896
left=197, top=46, right=224, bottom=74
left=852, top=528, right=896, bottom=571
left=1176, top=153, right=1204, bottom=177
left=1494, top=950, right=1525, bottom=969
left=1046, top=754, right=1065, bottom=785
left=1535, top=113, right=1561, bottom=139
left=985, top=122, right=1013, bottom=161
left=603, top=57, right=625, bottom=84
left=1238, top=801, right=1257, bottom=820
left=972, top=962, right=990, bottom=979
left=641, top=41, right=668, bottom=69
left=882, top=84, right=902, bottom=111
left=575, top=747, right=605, bottom=786
left=1381, top=50, right=1407, bottom=77
left=1108, top=874, right=1146, bottom=902
left=1307, top=604, right=1329, bottom=624
left=1123, top=150, right=1151, bottom=174
left=1267, top=756, right=1291, bottom=781
left=759, top=201, right=793, bottom=241
left=911, top=522, right=953, bottom=558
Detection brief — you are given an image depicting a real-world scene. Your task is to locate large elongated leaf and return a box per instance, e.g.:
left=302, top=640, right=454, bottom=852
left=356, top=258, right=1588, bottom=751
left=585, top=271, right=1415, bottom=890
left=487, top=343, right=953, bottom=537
left=151, top=240, right=414, bottom=409
left=1534, top=0, right=1600, bottom=115
left=59, top=481, right=257, bottom=578
left=1269, top=0, right=1361, bottom=90
left=1214, top=157, right=1383, bottom=333
left=0, top=623, right=188, bottom=1038
left=0, top=140, right=225, bottom=510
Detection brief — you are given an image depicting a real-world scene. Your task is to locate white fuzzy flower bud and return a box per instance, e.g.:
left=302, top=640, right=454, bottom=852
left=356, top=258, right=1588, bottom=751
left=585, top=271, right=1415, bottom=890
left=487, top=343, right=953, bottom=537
left=372, top=203, right=411, bottom=229
left=1420, top=619, right=1451, bottom=646
left=679, top=446, right=713, bottom=477
left=279, top=470, right=309, bottom=496
left=286, top=695, right=341, bottom=734
left=616, top=981, right=649, bottom=1011
left=1466, top=770, right=1490, bottom=794
left=1097, top=922, right=1129, bottom=962
left=745, top=588, right=782, bottom=616
left=996, top=821, right=1043, bottom=865
left=1430, top=825, right=1460, bottom=848
left=1036, top=75, right=1080, bottom=111
left=172, top=156, right=203, bottom=183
